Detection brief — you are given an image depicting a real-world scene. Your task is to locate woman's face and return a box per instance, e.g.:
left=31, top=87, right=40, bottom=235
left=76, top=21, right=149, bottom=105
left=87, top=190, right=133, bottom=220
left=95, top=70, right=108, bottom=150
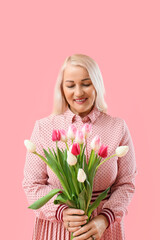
left=62, top=64, right=96, bottom=118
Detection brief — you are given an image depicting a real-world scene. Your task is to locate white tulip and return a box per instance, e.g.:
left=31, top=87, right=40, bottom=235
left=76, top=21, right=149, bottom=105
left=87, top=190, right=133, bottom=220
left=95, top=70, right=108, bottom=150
left=90, top=135, right=101, bottom=151
left=67, top=150, right=77, bottom=166
left=77, top=168, right=86, bottom=182
left=24, top=140, right=36, bottom=153
left=67, top=125, right=77, bottom=140
left=115, top=146, right=129, bottom=157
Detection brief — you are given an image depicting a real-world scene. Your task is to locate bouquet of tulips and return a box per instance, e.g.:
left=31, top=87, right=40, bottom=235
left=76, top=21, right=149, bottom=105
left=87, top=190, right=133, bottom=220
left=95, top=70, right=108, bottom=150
left=24, top=123, right=129, bottom=239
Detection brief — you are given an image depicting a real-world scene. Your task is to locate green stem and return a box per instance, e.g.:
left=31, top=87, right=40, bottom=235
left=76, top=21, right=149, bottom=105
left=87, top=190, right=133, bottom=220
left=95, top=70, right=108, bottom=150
left=82, top=182, right=85, bottom=190
left=70, top=166, right=79, bottom=196
left=71, top=232, right=74, bottom=240
left=65, top=142, right=69, bottom=150
left=96, top=154, right=117, bottom=170
left=56, top=141, right=60, bottom=164
left=34, top=152, right=48, bottom=165
left=73, top=165, right=77, bottom=177
left=79, top=144, right=82, bottom=167
left=88, top=150, right=94, bottom=170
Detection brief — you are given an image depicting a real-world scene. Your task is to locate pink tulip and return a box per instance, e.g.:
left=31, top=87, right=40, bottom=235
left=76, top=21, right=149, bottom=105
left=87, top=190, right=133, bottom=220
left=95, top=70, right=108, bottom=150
left=98, top=144, right=108, bottom=158
left=67, top=124, right=77, bottom=140
left=90, top=135, right=101, bottom=151
left=59, top=129, right=67, bottom=142
left=52, top=129, right=61, bottom=141
left=82, top=123, right=92, bottom=138
left=70, top=143, right=80, bottom=156
left=75, top=130, right=84, bottom=144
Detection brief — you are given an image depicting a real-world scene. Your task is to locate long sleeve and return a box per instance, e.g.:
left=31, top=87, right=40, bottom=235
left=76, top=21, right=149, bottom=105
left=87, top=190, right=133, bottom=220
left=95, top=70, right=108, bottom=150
left=22, top=120, right=68, bottom=222
left=99, top=119, right=138, bottom=226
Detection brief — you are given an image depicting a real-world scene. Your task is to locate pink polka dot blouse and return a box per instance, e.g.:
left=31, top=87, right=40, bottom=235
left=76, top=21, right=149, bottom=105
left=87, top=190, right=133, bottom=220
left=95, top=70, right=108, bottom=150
left=22, top=105, right=138, bottom=240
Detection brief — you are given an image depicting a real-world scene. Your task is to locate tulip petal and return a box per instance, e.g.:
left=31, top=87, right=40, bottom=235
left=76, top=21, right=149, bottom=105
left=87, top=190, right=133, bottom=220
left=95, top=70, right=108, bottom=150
left=24, top=139, right=36, bottom=153
left=77, top=168, right=86, bottom=182
left=115, top=146, right=129, bottom=157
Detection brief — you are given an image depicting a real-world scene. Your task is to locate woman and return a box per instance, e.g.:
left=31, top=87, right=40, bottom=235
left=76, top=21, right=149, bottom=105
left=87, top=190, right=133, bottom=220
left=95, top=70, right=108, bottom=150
left=22, top=54, right=137, bottom=240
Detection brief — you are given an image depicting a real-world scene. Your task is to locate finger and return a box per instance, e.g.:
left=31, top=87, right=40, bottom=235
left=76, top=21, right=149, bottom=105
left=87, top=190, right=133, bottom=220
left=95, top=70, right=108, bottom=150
left=86, top=236, right=99, bottom=240
left=65, top=208, right=85, bottom=215
left=72, top=228, right=94, bottom=240
left=68, top=220, right=88, bottom=227
left=67, top=226, right=81, bottom=233
left=64, top=215, right=88, bottom=222
left=72, top=224, right=92, bottom=239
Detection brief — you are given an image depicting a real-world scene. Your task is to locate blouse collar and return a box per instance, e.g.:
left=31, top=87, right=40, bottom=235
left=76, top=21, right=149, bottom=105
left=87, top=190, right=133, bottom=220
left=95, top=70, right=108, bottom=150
left=64, top=104, right=101, bottom=125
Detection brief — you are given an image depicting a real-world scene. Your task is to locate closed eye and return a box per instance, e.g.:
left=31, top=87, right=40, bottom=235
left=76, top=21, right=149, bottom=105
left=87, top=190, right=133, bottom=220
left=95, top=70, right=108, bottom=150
left=67, top=84, right=91, bottom=88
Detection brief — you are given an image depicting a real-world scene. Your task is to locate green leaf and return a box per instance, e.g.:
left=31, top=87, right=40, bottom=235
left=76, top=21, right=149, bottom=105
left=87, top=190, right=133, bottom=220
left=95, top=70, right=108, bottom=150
left=85, top=180, right=92, bottom=211
left=83, top=155, right=89, bottom=179
left=54, top=192, right=68, bottom=204
left=43, top=149, right=55, bottom=168
left=88, top=150, right=95, bottom=170
left=28, top=189, right=62, bottom=209
left=88, top=156, right=100, bottom=190
left=64, top=160, right=76, bottom=195
left=78, top=187, right=87, bottom=211
left=54, top=193, right=77, bottom=208
left=70, top=165, right=80, bottom=196
left=56, top=148, right=72, bottom=196
left=87, top=187, right=111, bottom=218
left=57, top=147, right=64, bottom=167
left=52, top=147, right=58, bottom=160
left=43, top=149, right=71, bottom=198
left=48, top=147, right=55, bottom=160
left=82, top=144, right=86, bottom=156
left=65, top=200, right=77, bottom=208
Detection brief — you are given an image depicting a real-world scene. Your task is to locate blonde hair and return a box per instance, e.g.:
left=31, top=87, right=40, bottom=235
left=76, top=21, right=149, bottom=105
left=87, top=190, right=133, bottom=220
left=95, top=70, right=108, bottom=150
left=52, top=53, right=108, bottom=115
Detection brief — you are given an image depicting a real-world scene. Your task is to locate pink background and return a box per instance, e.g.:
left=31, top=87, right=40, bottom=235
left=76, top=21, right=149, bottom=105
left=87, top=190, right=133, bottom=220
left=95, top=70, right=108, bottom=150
left=0, top=0, right=159, bottom=239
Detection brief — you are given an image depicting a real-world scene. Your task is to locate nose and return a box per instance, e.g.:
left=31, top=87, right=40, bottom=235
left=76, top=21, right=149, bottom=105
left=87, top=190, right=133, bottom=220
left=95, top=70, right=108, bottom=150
left=74, top=85, right=84, bottom=97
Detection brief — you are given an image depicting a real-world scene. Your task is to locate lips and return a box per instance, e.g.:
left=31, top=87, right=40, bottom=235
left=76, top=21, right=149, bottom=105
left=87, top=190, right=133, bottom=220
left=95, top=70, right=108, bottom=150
left=74, top=98, right=88, bottom=103
left=74, top=98, right=87, bottom=101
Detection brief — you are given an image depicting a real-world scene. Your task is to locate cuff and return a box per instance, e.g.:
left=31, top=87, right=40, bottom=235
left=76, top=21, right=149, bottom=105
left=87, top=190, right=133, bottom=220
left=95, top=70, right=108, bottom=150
left=55, top=204, right=69, bottom=221
left=99, top=208, right=115, bottom=228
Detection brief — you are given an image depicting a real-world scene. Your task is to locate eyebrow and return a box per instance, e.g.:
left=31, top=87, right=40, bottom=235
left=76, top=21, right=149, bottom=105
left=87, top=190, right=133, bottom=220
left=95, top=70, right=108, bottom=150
left=65, top=78, right=91, bottom=82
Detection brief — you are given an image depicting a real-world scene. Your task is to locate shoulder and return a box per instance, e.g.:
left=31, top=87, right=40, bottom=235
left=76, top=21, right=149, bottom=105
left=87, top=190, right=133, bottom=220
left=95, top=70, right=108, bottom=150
left=99, top=111, right=125, bottom=127
left=97, top=112, right=127, bottom=138
left=36, top=113, right=65, bottom=130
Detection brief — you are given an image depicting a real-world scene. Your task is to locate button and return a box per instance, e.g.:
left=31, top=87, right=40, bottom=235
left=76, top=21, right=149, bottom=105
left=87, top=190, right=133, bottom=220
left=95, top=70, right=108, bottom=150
left=72, top=115, right=76, bottom=123
left=82, top=116, right=90, bottom=123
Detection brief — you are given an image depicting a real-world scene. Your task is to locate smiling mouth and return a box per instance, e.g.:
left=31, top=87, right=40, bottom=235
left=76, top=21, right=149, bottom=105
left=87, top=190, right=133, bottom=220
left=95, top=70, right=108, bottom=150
left=74, top=98, right=87, bottom=103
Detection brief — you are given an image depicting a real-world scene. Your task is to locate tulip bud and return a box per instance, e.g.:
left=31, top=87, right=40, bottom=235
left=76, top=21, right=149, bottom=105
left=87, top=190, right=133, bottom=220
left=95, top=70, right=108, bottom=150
left=82, top=123, right=92, bottom=138
left=75, top=130, right=84, bottom=144
left=67, top=124, right=77, bottom=140
left=69, top=143, right=80, bottom=156
left=24, top=140, right=36, bottom=153
left=59, top=129, right=67, bottom=142
left=67, top=150, right=77, bottom=165
left=52, top=130, right=61, bottom=141
left=90, top=135, right=101, bottom=151
left=98, top=144, right=108, bottom=158
left=77, top=168, right=86, bottom=182
left=115, top=146, right=129, bottom=157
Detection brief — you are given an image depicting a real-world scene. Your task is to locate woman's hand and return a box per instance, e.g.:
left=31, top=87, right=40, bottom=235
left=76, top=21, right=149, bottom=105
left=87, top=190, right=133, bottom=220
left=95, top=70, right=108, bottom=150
left=63, top=208, right=89, bottom=233
left=72, top=214, right=109, bottom=240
